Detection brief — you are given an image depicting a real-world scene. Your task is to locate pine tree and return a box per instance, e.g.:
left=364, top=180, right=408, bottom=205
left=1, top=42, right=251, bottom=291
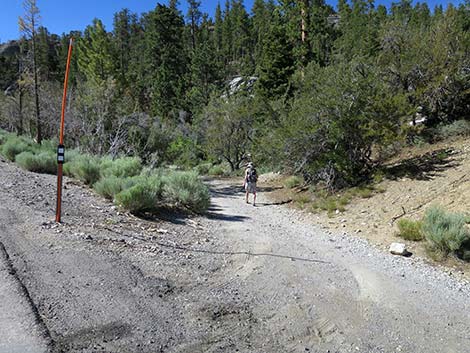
left=221, top=0, right=233, bottom=73
left=77, top=19, right=115, bottom=84
left=144, top=4, right=189, bottom=118
left=230, top=0, right=253, bottom=74
left=255, top=11, right=295, bottom=97
left=335, top=0, right=380, bottom=59
left=56, top=31, right=80, bottom=85
left=125, top=16, right=147, bottom=110
left=18, top=0, right=42, bottom=143
left=113, top=9, right=134, bottom=89
left=213, top=2, right=226, bottom=76
left=308, top=0, right=336, bottom=66
left=188, top=16, right=221, bottom=111
left=186, top=0, right=202, bottom=51
left=278, top=0, right=312, bottom=69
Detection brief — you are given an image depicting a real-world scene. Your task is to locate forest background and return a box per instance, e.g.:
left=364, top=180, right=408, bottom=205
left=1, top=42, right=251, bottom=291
left=0, top=0, right=469, bottom=190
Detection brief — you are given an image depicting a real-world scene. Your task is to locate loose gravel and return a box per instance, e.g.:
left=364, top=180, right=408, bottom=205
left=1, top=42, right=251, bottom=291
left=0, top=159, right=468, bottom=353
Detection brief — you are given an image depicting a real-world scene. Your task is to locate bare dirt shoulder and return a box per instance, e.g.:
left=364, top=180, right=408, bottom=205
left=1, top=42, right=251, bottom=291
left=0, top=157, right=469, bottom=353
left=264, top=137, right=470, bottom=278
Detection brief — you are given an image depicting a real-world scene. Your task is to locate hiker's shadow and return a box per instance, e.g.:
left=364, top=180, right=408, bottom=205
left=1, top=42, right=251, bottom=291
left=255, top=200, right=292, bottom=207
left=210, top=185, right=244, bottom=197
left=205, top=204, right=249, bottom=222
left=206, top=212, right=249, bottom=222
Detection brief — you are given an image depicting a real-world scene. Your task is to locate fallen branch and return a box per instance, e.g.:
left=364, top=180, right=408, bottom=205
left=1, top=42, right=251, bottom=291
left=390, top=206, right=406, bottom=225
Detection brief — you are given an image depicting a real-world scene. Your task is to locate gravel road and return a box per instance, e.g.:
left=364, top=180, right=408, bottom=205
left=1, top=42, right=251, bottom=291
left=0, top=159, right=469, bottom=353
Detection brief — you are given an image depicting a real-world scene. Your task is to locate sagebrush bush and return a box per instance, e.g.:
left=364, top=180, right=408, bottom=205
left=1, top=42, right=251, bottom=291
left=194, top=162, right=212, bottom=175
left=1, top=137, right=32, bottom=161
left=422, top=206, right=470, bottom=256
left=93, top=176, right=125, bottom=200
left=100, top=156, right=142, bottom=178
left=163, top=171, right=210, bottom=213
left=64, top=155, right=101, bottom=185
left=15, top=151, right=57, bottom=174
left=0, top=129, right=11, bottom=145
left=32, top=139, right=57, bottom=154
left=437, top=120, right=470, bottom=139
left=284, top=175, right=303, bottom=189
left=208, top=165, right=225, bottom=176
left=397, top=219, right=424, bottom=241
left=114, top=175, right=165, bottom=214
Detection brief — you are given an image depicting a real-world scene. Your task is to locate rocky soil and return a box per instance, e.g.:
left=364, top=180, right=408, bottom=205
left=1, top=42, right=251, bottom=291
left=269, top=137, right=470, bottom=276
left=0, top=157, right=469, bottom=352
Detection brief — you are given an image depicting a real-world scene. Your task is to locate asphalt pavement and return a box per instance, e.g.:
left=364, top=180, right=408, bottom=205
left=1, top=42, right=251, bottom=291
left=0, top=243, right=50, bottom=353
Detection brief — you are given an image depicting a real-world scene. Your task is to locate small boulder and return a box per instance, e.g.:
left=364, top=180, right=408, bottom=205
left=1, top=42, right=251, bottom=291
left=389, top=242, right=407, bottom=256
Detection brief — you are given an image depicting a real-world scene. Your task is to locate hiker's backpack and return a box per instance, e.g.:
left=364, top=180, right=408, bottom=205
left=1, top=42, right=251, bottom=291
left=248, top=168, right=258, bottom=183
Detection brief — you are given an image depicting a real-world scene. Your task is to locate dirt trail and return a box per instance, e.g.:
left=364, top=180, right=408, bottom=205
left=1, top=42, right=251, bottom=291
left=194, top=180, right=470, bottom=353
left=0, top=159, right=469, bottom=352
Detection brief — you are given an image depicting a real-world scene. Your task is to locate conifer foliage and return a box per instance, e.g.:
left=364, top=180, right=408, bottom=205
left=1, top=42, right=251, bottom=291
left=0, top=0, right=469, bottom=189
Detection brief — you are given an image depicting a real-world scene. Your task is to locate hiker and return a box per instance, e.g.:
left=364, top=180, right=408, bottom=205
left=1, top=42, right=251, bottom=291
left=244, top=162, right=258, bottom=206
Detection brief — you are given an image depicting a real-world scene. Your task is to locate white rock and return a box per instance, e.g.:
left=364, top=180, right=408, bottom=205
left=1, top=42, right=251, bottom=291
left=389, top=243, right=407, bottom=256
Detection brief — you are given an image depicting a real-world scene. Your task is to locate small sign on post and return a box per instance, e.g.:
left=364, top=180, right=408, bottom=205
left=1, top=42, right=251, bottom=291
left=57, top=145, right=65, bottom=164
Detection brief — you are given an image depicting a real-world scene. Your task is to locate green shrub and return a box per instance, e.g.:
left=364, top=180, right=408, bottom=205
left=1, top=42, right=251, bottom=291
left=93, top=176, right=125, bottom=200
left=437, top=120, right=470, bottom=139
left=100, top=156, right=142, bottom=178
left=15, top=151, right=57, bottom=174
left=208, top=165, right=225, bottom=176
left=114, top=175, right=165, bottom=214
left=194, top=162, right=213, bottom=175
left=312, top=197, right=338, bottom=213
left=0, top=130, right=11, bottom=145
left=355, top=187, right=374, bottom=198
left=32, top=139, right=57, bottom=154
left=422, top=206, right=470, bottom=256
left=1, top=137, right=32, bottom=161
left=64, top=155, right=101, bottom=185
left=397, top=219, right=424, bottom=241
left=163, top=171, right=210, bottom=213
left=284, top=175, right=303, bottom=189
left=293, top=193, right=310, bottom=209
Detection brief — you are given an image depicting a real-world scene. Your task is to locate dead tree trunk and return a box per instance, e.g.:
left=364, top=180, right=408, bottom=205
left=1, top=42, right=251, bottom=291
left=32, top=26, right=42, bottom=144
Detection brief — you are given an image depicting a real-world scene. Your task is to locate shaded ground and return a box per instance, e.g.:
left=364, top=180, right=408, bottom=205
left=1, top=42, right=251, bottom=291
left=0, top=157, right=469, bottom=352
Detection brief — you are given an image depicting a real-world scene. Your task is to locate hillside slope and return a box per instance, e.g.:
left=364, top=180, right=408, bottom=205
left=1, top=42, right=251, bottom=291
left=286, top=137, right=470, bottom=274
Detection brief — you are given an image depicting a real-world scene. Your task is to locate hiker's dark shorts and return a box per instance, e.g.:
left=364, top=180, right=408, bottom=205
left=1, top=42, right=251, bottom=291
left=245, top=182, right=256, bottom=193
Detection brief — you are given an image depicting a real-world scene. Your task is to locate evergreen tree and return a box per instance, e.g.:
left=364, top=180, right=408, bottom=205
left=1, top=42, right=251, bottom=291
left=308, top=0, right=336, bottom=66
left=77, top=19, right=115, bottom=84
left=255, top=11, right=294, bottom=97
left=391, top=0, right=413, bottom=21
left=214, top=2, right=224, bottom=52
left=19, top=0, right=43, bottom=143
left=221, top=0, right=234, bottom=74
left=335, top=0, right=380, bottom=59
left=188, top=16, right=221, bottom=111
left=213, top=2, right=226, bottom=76
left=126, top=16, right=147, bottom=110
left=144, top=4, right=189, bottom=118
left=56, top=31, right=81, bottom=85
left=252, top=0, right=268, bottom=60
left=230, top=0, right=253, bottom=74
left=186, top=0, right=202, bottom=51
left=113, top=9, right=134, bottom=89
left=36, top=26, right=59, bottom=81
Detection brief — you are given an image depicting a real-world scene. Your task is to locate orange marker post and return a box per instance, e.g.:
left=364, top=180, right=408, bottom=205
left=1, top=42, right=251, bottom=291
left=56, top=38, right=73, bottom=223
